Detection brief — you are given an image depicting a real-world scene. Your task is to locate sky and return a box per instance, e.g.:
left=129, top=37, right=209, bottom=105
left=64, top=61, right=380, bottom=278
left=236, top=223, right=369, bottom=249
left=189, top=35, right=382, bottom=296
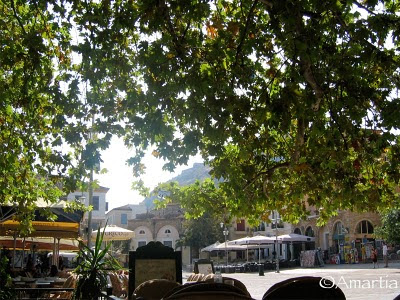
left=95, top=136, right=203, bottom=210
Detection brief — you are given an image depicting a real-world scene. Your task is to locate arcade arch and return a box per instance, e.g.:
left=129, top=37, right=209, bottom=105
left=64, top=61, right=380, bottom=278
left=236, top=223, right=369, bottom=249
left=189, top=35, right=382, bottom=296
left=156, top=225, right=179, bottom=249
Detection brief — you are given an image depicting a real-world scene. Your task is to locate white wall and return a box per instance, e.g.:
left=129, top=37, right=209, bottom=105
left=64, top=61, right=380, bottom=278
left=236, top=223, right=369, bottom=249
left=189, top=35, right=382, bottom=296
left=156, top=225, right=179, bottom=249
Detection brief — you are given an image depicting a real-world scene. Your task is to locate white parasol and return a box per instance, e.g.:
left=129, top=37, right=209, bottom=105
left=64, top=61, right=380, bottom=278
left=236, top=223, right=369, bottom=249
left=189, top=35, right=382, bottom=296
left=230, top=235, right=279, bottom=263
left=91, top=225, right=135, bottom=241
left=232, top=235, right=278, bottom=245
left=277, top=233, right=315, bottom=242
left=201, top=241, right=221, bottom=252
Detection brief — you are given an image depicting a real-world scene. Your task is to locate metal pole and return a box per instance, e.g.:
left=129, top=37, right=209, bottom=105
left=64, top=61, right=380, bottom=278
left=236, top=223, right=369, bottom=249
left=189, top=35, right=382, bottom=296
left=87, top=167, right=94, bottom=249
left=275, top=213, right=280, bottom=273
left=53, top=238, right=57, bottom=265
left=57, top=238, right=61, bottom=268
left=87, top=115, right=94, bottom=249
left=12, top=232, right=17, bottom=269
left=224, top=229, right=228, bottom=266
left=22, top=237, right=25, bottom=268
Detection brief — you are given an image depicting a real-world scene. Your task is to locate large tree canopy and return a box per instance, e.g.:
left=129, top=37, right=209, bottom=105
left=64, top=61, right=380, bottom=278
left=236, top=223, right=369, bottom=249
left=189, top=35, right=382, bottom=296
left=1, top=0, right=400, bottom=226
left=131, top=0, right=400, bottom=223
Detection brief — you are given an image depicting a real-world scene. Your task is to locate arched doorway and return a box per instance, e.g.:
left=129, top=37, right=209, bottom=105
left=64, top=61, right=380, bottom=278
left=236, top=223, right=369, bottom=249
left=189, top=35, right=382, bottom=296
left=305, top=226, right=315, bottom=250
left=332, top=221, right=346, bottom=259
left=354, top=220, right=375, bottom=260
left=156, top=225, right=179, bottom=249
left=133, top=226, right=153, bottom=250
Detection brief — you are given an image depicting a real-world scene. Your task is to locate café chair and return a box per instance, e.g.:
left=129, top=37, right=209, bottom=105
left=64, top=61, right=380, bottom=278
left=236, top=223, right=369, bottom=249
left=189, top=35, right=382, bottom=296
left=132, top=279, right=181, bottom=300
left=187, top=273, right=205, bottom=282
left=109, top=271, right=128, bottom=298
left=262, top=276, right=346, bottom=300
left=201, top=274, right=215, bottom=281
left=48, top=274, right=77, bottom=299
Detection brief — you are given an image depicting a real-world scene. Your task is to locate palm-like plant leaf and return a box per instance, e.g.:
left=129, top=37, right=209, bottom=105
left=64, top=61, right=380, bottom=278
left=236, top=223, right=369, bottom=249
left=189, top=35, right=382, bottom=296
left=73, top=223, right=122, bottom=299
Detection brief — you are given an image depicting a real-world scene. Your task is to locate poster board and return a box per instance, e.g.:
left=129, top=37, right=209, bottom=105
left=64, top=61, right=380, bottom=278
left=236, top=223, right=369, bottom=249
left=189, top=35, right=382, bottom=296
left=194, top=259, right=214, bottom=274
left=129, top=241, right=182, bottom=300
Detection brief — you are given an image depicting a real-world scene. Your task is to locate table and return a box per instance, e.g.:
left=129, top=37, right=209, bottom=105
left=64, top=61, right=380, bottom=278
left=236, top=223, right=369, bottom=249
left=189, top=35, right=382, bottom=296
left=13, top=287, right=74, bottom=300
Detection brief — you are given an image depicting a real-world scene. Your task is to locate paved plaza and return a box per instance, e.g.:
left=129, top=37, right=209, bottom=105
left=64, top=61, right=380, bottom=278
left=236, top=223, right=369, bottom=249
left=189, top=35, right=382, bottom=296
left=183, top=262, right=400, bottom=300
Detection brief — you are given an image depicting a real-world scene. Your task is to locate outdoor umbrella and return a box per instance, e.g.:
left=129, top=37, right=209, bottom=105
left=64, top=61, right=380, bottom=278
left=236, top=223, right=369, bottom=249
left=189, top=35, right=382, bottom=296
left=213, top=241, right=248, bottom=251
left=277, top=233, right=315, bottom=242
left=200, top=241, right=221, bottom=252
left=232, top=235, right=278, bottom=245
left=91, top=225, right=135, bottom=241
left=277, top=233, right=315, bottom=261
left=231, top=235, right=279, bottom=263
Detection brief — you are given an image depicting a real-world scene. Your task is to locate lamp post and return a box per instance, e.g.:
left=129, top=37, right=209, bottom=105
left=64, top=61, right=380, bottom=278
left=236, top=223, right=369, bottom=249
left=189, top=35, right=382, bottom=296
left=272, top=211, right=280, bottom=273
left=220, top=222, right=229, bottom=266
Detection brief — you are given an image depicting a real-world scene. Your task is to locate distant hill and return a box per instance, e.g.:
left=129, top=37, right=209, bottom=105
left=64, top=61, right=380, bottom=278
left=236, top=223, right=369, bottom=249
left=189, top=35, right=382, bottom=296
left=141, top=162, right=211, bottom=209
left=167, top=162, right=211, bottom=186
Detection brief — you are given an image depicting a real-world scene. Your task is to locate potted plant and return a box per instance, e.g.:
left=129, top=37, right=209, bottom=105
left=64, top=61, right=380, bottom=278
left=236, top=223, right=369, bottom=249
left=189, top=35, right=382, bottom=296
left=73, top=226, right=121, bottom=299
left=0, top=255, right=16, bottom=300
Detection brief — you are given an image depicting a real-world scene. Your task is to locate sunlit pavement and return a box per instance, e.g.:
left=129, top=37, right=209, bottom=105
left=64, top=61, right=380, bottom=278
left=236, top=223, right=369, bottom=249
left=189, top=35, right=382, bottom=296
left=183, top=261, right=400, bottom=300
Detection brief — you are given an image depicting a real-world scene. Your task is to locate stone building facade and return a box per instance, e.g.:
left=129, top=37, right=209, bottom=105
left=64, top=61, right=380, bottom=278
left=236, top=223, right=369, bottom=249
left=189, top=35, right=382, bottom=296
left=294, top=210, right=381, bottom=260
left=128, top=203, right=185, bottom=250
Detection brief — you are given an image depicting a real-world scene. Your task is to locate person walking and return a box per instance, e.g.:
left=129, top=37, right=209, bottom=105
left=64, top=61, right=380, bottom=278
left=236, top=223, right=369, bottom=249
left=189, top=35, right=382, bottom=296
left=361, top=245, right=366, bottom=263
left=383, top=243, right=388, bottom=268
left=371, top=247, right=378, bottom=268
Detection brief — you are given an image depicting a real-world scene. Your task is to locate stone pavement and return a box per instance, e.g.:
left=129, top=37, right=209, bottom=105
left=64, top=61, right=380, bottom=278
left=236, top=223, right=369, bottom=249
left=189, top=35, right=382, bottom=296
left=183, top=262, right=400, bottom=300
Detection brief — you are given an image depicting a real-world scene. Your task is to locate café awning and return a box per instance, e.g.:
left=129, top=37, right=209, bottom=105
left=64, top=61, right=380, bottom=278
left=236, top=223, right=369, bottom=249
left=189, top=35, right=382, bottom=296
left=0, top=200, right=84, bottom=238
left=0, top=236, right=79, bottom=251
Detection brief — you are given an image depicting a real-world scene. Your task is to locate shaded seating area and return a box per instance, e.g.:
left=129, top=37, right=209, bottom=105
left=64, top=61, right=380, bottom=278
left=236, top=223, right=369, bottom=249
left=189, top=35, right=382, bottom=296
left=1, top=201, right=83, bottom=299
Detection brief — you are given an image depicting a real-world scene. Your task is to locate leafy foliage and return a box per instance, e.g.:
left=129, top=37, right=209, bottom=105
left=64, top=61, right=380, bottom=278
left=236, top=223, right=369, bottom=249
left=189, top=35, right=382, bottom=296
left=0, top=256, right=16, bottom=300
left=177, top=212, right=224, bottom=252
left=128, top=0, right=400, bottom=223
left=2, top=0, right=400, bottom=226
left=73, top=226, right=121, bottom=299
left=375, top=209, right=400, bottom=244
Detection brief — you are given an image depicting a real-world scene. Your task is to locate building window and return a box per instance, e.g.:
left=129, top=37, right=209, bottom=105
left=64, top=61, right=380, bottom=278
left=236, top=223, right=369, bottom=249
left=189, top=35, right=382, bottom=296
left=294, top=228, right=302, bottom=235
left=92, top=196, right=99, bottom=211
left=121, top=213, right=127, bottom=225
left=163, top=241, right=173, bottom=248
left=138, top=241, right=146, bottom=248
left=272, top=221, right=284, bottom=229
left=305, top=226, right=314, bottom=237
left=237, top=220, right=245, bottom=231
left=105, top=202, right=109, bottom=211
left=356, top=220, right=374, bottom=234
left=92, top=222, right=99, bottom=230
left=256, top=223, right=265, bottom=231
left=333, top=221, right=347, bottom=236
left=165, top=229, right=171, bottom=234
left=139, top=230, right=145, bottom=234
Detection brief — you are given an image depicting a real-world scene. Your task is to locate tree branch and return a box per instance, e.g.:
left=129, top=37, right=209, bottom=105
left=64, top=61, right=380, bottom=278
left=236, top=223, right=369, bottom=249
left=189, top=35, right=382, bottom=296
left=352, top=0, right=377, bottom=16
left=233, top=0, right=259, bottom=69
left=11, top=0, right=27, bottom=35
left=244, top=161, right=290, bottom=191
